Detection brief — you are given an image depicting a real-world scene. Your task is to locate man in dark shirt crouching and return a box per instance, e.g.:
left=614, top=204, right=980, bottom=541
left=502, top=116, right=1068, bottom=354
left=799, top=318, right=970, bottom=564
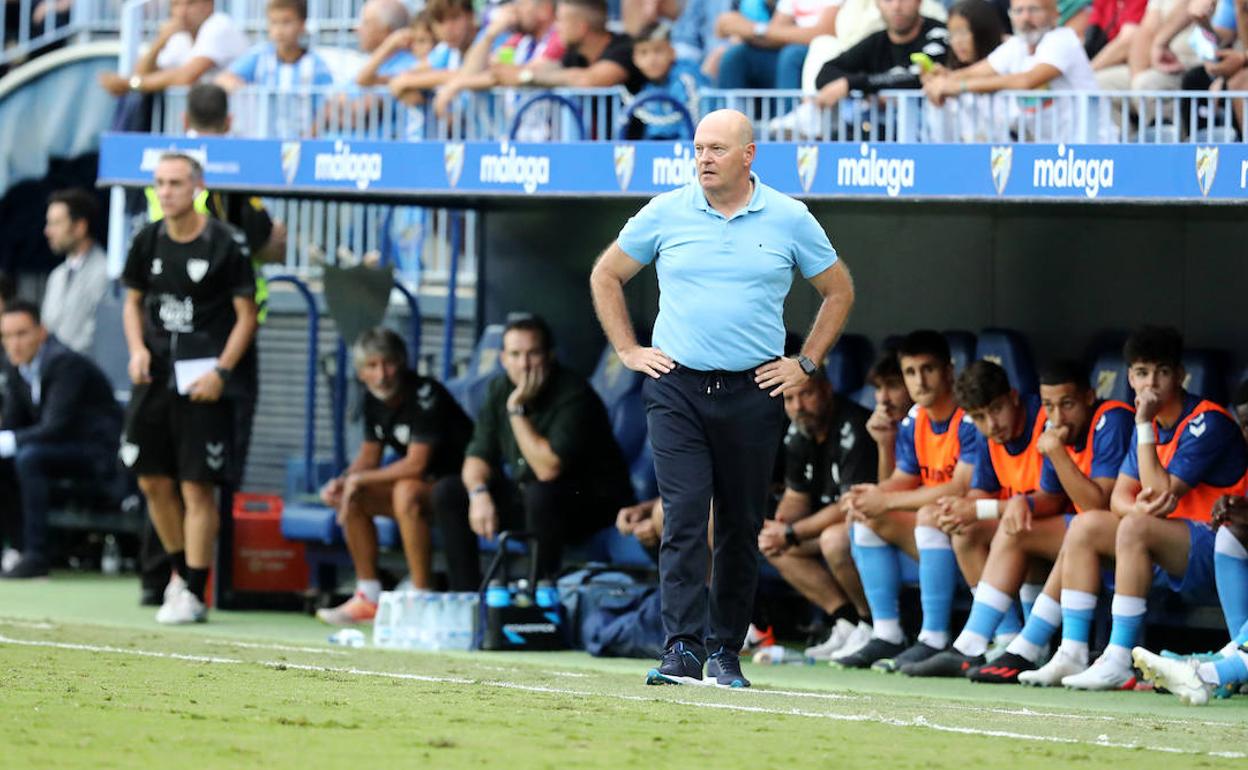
left=433, top=314, right=634, bottom=590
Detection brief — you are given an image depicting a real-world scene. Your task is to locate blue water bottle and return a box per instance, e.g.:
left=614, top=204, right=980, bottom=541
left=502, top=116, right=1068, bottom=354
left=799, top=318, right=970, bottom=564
left=486, top=579, right=511, bottom=608
left=535, top=580, right=559, bottom=608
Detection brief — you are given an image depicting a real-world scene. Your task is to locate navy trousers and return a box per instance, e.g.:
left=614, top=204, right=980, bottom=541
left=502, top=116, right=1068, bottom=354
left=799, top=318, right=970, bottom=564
left=643, top=364, right=786, bottom=656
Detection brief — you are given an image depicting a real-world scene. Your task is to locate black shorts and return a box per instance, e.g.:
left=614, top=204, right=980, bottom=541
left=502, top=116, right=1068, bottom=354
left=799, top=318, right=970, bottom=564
left=121, top=380, right=233, bottom=484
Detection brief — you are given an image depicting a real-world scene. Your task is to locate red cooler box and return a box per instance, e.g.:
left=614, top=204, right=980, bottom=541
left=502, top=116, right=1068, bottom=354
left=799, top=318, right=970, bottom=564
left=231, top=494, right=309, bottom=594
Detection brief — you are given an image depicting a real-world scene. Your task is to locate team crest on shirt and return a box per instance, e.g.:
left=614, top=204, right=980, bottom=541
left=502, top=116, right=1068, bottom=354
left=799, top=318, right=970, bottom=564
left=281, top=141, right=302, bottom=186
left=840, top=421, right=855, bottom=451
left=186, top=258, right=209, bottom=283
left=151, top=258, right=163, bottom=276
left=444, top=143, right=465, bottom=187
left=1195, top=146, right=1219, bottom=197
left=374, top=425, right=385, bottom=440
left=120, top=442, right=140, bottom=468
left=796, top=145, right=819, bottom=193
left=417, top=382, right=435, bottom=410
left=394, top=424, right=411, bottom=444
left=614, top=145, right=636, bottom=191
left=990, top=146, right=1013, bottom=195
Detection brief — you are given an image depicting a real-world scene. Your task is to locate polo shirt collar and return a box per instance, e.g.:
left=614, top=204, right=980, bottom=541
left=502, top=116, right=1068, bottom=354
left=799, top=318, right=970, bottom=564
left=695, top=172, right=767, bottom=217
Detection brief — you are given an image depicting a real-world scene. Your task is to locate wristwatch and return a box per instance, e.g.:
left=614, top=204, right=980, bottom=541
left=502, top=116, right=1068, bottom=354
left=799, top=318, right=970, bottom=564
left=518, top=68, right=535, bottom=85
left=214, top=366, right=232, bottom=383
left=507, top=403, right=527, bottom=417
left=796, top=355, right=819, bottom=377
left=784, top=523, right=800, bottom=548
left=128, top=74, right=143, bottom=91
left=752, top=21, right=768, bottom=39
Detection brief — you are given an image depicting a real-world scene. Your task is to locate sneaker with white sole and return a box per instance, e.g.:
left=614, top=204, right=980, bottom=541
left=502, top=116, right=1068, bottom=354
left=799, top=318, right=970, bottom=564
left=156, top=587, right=207, bottom=625
left=830, top=621, right=872, bottom=664
left=1061, top=651, right=1136, bottom=691
left=1019, top=648, right=1087, bottom=687
left=1, top=547, right=20, bottom=573
left=804, top=618, right=857, bottom=661
left=740, top=623, right=776, bottom=656
left=316, top=592, right=379, bottom=626
left=164, top=574, right=187, bottom=604
left=1132, top=647, right=1213, bottom=706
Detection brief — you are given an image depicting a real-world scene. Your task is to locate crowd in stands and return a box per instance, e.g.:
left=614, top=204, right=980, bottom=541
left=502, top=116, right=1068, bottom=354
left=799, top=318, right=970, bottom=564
left=83, top=0, right=1248, bottom=140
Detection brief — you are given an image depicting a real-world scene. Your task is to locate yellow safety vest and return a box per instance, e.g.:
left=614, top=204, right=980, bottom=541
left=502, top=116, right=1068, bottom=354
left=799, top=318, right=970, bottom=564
left=144, top=186, right=270, bottom=324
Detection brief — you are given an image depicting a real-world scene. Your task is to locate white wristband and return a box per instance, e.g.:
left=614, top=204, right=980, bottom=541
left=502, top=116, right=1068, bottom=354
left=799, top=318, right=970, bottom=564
left=1136, top=423, right=1156, bottom=446
left=975, top=499, right=999, bottom=521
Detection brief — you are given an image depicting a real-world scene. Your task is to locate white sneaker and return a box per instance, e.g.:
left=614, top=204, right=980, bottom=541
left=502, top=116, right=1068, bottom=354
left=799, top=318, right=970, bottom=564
left=1019, top=647, right=1086, bottom=687
left=830, top=621, right=873, bottom=664
left=767, top=101, right=822, bottom=139
left=1, top=547, right=19, bottom=573
left=156, top=587, right=207, bottom=625
left=164, top=573, right=187, bottom=604
left=1061, top=651, right=1136, bottom=691
left=1132, top=647, right=1212, bottom=706
left=804, top=618, right=857, bottom=661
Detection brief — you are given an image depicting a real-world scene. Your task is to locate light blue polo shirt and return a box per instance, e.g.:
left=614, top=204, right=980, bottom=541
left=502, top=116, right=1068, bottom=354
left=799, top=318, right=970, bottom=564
left=616, top=173, right=838, bottom=371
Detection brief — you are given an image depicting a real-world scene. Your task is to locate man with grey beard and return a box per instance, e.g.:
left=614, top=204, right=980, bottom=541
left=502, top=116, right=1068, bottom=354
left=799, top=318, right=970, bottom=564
left=922, top=0, right=1099, bottom=139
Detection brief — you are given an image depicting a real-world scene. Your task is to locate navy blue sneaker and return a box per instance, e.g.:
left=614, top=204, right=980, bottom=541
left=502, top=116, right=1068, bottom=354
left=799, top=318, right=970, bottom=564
left=646, top=642, right=705, bottom=685
left=707, top=647, right=750, bottom=689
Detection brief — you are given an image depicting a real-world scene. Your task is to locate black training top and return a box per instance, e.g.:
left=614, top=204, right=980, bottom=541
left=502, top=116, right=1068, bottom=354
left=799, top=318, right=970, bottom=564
left=361, top=370, right=474, bottom=479
left=783, top=394, right=878, bottom=506
left=815, top=18, right=949, bottom=94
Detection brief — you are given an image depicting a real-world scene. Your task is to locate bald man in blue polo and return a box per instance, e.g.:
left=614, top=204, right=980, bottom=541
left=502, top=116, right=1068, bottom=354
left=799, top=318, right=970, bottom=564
left=590, top=109, right=855, bottom=688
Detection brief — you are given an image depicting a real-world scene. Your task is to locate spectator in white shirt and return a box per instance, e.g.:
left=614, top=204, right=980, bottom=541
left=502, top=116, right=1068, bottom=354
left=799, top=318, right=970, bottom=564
left=923, top=0, right=1099, bottom=139
left=98, top=0, right=247, bottom=95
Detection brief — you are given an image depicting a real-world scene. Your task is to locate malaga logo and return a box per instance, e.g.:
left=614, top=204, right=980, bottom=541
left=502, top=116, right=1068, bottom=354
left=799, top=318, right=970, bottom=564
left=479, top=143, right=551, bottom=194
left=836, top=144, right=915, bottom=197
left=313, top=141, right=383, bottom=191
left=1031, top=144, right=1114, bottom=199
left=651, top=143, right=697, bottom=187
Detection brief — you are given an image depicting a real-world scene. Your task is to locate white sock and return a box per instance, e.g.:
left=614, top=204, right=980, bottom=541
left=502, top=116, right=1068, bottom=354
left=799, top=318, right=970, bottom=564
left=357, top=579, right=382, bottom=602
left=873, top=618, right=904, bottom=644
left=918, top=629, right=948, bottom=649
left=1020, top=582, right=1043, bottom=606
left=1102, top=644, right=1133, bottom=668
left=1058, top=639, right=1089, bottom=665
left=954, top=630, right=990, bottom=657
left=1006, top=636, right=1043, bottom=662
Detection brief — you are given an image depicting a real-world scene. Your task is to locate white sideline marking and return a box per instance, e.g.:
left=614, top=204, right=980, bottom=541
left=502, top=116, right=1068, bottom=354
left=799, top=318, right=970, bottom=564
left=0, top=633, right=1242, bottom=760
left=0, top=619, right=56, bottom=630
left=205, top=639, right=349, bottom=657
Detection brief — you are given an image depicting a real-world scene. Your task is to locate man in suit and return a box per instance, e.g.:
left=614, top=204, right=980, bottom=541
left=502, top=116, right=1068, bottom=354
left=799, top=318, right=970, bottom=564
left=0, top=300, right=124, bottom=578
left=41, top=188, right=110, bottom=354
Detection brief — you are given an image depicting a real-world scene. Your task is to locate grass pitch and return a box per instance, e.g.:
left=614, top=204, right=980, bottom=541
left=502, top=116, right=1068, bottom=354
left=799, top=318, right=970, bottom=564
left=2, top=575, right=1246, bottom=769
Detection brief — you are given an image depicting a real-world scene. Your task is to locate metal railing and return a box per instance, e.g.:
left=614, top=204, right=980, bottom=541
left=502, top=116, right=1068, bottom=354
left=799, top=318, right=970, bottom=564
left=150, top=85, right=1248, bottom=144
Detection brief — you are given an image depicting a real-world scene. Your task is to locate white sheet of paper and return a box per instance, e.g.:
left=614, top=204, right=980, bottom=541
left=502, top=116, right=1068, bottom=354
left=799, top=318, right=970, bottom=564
left=174, top=357, right=218, bottom=396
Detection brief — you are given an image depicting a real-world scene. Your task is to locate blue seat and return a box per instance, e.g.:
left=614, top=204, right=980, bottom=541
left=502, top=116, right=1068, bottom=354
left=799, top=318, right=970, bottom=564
left=825, top=334, right=873, bottom=396
left=590, top=346, right=648, bottom=461
left=1090, top=351, right=1132, bottom=403
left=850, top=385, right=876, bottom=411
left=1183, top=350, right=1228, bottom=404
left=943, top=330, right=976, bottom=375
left=446, top=324, right=506, bottom=418
left=279, top=502, right=399, bottom=548
left=976, top=328, right=1038, bottom=395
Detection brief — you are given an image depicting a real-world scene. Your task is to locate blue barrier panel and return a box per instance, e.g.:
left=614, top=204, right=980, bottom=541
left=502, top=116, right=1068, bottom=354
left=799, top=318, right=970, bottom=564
left=99, top=134, right=1248, bottom=202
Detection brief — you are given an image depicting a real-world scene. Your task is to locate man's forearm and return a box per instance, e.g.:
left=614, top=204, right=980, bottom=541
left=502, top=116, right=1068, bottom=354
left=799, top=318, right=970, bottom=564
left=794, top=501, right=846, bottom=538
left=135, top=30, right=175, bottom=75
left=800, top=262, right=854, bottom=365
left=122, top=292, right=146, bottom=355
left=510, top=415, right=562, bottom=480
left=1048, top=450, right=1109, bottom=512
left=462, top=456, right=492, bottom=489
left=353, top=457, right=428, bottom=485
left=1135, top=444, right=1173, bottom=494
left=590, top=264, right=640, bottom=353
left=217, top=301, right=257, bottom=371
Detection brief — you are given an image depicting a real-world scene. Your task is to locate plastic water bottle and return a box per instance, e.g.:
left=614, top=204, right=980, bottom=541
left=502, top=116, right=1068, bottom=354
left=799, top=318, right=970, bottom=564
left=329, top=628, right=366, bottom=647
left=101, top=535, right=121, bottom=576
left=486, top=579, right=511, bottom=608
left=373, top=593, right=396, bottom=647
left=535, top=580, right=558, bottom=608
